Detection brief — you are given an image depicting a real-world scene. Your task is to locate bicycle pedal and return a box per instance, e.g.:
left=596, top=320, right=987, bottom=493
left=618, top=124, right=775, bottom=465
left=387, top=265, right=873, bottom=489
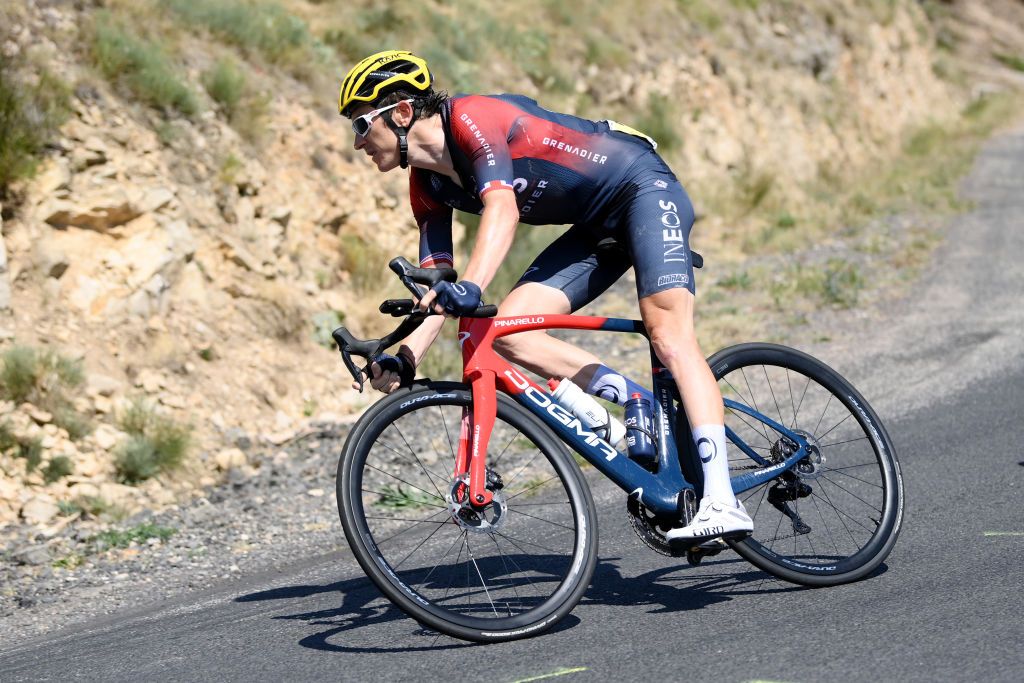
left=697, top=537, right=729, bottom=551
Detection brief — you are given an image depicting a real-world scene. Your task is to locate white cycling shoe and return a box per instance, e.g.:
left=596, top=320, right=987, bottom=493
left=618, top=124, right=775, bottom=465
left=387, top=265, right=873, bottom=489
left=666, top=497, right=753, bottom=545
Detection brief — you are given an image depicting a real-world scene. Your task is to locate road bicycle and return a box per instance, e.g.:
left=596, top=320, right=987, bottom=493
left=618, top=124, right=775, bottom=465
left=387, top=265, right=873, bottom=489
left=333, top=256, right=904, bottom=642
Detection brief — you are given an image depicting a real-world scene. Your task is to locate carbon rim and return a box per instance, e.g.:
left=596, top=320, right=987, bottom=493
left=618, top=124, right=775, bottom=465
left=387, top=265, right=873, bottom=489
left=714, top=345, right=901, bottom=579
left=341, top=390, right=593, bottom=634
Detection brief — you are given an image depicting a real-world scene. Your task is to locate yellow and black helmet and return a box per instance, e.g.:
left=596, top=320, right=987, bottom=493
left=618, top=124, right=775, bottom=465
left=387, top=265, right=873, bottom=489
left=338, top=50, right=433, bottom=117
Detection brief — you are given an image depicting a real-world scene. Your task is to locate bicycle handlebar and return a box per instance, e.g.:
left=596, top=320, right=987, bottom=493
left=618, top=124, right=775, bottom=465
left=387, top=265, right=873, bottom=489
left=332, top=256, right=498, bottom=391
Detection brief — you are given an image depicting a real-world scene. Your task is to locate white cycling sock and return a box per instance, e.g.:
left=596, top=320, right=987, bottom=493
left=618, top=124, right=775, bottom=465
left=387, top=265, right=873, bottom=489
left=692, top=424, right=736, bottom=504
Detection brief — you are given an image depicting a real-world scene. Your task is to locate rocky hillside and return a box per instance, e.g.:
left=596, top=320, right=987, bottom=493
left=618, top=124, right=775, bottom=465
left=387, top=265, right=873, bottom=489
left=0, top=0, right=1022, bottom=535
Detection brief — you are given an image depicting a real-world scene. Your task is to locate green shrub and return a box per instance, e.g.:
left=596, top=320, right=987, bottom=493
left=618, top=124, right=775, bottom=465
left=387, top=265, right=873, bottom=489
left=114, top=435, right=160, bottom=484
left=0, top=420, right=17, bottom=453
left=58, top=499, right=82, bottom=517
left=202, top=58, right=269, bottom=142
left=114, top=400, right=191, bottom=484
left=75, top=495, right=111, bottom=518
left=43, top=455, right=74, bottom=484
left=87, top=11, right=198, bottom=116
left=166, top=0, right=320, bottom=78
left=719, top=270, right=752, bottom=290
left=822, top=259, right=863, bottom=307
left=52, top=406, right=92, bottom=441
left=202, top=58, right=246, bottom=114
left=89, top=522, right=176, bottom=550
left=0, top=345, right=91, bottom=440
left=994, top=53, right=1024, bottom=72
left=17, top=436, right=43, bottom=472
left=0, top=55, right=71, bottom=195
left=311, top=310, right=345, bottom=348
left=338, top=234, right=390, bottom=294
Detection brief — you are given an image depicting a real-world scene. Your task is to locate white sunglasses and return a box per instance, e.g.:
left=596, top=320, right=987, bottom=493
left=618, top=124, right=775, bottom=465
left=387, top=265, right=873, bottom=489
left=351, top=99, right=412, bottom=137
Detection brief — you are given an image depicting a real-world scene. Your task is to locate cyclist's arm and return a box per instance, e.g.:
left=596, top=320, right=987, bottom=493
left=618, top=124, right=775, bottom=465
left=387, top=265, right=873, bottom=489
left=460, top=187, right=518, bottom=290
left=356, top=174, right=454, bottom=392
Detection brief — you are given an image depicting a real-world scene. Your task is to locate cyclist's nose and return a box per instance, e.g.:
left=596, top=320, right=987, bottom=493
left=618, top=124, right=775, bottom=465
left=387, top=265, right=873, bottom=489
left=353, top=135, right=365, bottom=151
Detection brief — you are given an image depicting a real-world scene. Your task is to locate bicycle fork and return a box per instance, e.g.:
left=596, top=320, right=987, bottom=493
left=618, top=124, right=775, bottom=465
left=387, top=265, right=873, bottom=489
left=453, top=371, right=497, bottom=507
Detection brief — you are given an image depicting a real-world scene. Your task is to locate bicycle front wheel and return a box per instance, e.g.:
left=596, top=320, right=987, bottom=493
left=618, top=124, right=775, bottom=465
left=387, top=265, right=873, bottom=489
left=710, top=343, right=904, bottom=586
left=337, top=383, right=598, bottom=642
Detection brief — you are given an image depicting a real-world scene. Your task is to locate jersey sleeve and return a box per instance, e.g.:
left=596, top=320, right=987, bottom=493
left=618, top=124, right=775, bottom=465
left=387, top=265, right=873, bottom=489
left=410, top=169, right=454, bottom=268
left=449, top=96, right=516, bottom=198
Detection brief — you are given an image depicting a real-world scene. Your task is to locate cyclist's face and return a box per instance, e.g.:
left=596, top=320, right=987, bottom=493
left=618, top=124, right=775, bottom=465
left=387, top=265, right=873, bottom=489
left=350, top=104, right=399, bottom=173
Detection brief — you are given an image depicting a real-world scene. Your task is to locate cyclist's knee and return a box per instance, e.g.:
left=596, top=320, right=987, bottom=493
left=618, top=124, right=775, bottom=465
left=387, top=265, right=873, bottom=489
left=648, top=322, right=701, bottom=364
left=494, top=331, right=540, bottom=362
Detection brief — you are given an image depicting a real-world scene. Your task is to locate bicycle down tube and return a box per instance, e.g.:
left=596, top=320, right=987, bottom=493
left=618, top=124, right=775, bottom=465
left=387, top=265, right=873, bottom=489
left=455, top=313, right=812, bottom=519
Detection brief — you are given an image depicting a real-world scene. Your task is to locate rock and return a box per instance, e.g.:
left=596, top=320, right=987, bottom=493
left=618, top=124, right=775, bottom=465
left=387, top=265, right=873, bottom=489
left=137, top=188, right=174, bottom=214
left=92, top=423, right=123, bottom=451
left=21, top=495, right=61, bottom=525
left=70, top=136, right=108, bottom=170
left=98, top=482, right=137, bottom=507
left=93, top=395, right=113, bottom=414
left=33, top=158, right=71, bottom=195
left=86, top=374, right=122, bottom=398
left=307, top=488, right=325, bottom=497
left=159, top=394, right=187, bottom=409
left=214, top=447, right=247, bottom=471
left=33, top=237, right=71, bottom=279
left=24, top=404, right=53, bottom=425
left=225, top=427, right=252, bottom=450
left=0, top=476, right=19, bottom=502
left=69, top=481, right=101, bottom=500
left=14, top=545, right=52, bottom=566
left=268, top=206, right=292, bottom=229
left=73, top=450, right=104, bottom=478
left=0, top=501, right=17, bottom=525
left=219, top=235, right=268, bottom=274
left=134, top=369, right=165, bottom=393
left=42, top=192, right=141, bottom=232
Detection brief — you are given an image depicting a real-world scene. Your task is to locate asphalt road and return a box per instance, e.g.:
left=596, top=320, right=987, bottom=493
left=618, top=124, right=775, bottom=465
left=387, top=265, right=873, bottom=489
left=0, top=370, right=1021, bottom=682
left=1, top=125, right=1022, bottom=683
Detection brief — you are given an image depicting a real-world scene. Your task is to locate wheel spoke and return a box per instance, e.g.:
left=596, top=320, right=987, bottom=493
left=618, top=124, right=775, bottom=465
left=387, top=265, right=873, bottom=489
left=344, top=393, right=592, bottom=635
left=714, top=348, right=902, bottom=584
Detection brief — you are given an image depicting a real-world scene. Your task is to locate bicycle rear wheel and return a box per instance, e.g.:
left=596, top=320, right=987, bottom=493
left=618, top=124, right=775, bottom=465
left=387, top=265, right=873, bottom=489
left=337, top=383, right=598, bottom=642
left=709, top=343, right=904, bottom=586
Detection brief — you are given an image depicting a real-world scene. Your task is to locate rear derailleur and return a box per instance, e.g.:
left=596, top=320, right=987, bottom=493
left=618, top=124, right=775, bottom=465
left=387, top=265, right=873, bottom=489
left=767, top=473, right=813, bottom=535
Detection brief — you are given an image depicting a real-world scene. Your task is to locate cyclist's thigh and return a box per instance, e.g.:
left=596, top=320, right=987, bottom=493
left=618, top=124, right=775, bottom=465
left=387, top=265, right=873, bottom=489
left=512, top=223, right=630, bottom=312
left=621, top=157, right=697, bottom=300
left=499, top=282, right=572, bottom=315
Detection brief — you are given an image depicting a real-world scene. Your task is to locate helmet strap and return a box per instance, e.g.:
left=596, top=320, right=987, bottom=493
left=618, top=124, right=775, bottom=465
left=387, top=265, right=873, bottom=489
left=384, top=106, right=419, bottom=169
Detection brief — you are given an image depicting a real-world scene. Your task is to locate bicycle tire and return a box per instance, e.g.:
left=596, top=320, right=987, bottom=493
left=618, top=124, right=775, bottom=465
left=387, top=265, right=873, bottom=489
left=337, top=382, right=598, bottom=642
left=709, top=343, right=904, bottom=586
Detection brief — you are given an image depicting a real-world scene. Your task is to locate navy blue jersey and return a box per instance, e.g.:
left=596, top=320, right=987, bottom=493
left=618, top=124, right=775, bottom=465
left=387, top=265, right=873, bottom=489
left=412, top=94, right=655, bottom=267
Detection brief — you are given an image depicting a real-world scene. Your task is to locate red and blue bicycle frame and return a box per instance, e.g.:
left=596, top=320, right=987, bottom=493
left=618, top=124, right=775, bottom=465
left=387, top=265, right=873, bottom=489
left=452, top=314, right=812, bottom=518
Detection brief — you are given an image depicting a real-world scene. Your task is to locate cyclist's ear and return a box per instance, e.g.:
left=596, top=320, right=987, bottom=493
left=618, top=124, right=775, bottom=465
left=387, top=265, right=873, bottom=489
left=392, top=100, right=415, bottom=127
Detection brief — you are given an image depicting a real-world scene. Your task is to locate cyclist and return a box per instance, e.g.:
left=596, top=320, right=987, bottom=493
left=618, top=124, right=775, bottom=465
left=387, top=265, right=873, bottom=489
left=339, top=50, right=752, bottom=543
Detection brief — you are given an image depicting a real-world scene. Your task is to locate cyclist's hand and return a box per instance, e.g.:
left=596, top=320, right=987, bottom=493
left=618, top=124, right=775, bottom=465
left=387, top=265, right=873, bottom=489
left=352, top=351, right=415, bottom=393
left=430, top=280, right=483, bottom=317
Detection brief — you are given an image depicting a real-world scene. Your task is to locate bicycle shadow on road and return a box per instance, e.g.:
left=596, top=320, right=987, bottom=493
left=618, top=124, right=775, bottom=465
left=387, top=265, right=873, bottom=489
left=583, top=555, right=806, bottom=615
left=235, top=573, right=476, bottom=653
left=234, top=554, right=811, bottom=652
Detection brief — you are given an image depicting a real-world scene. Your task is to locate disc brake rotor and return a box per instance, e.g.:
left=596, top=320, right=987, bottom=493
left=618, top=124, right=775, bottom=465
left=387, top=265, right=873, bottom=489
left=446, top=473, right=508, bottom=534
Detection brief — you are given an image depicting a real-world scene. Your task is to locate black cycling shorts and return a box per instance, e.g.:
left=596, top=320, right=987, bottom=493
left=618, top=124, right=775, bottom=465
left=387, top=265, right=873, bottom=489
left=514, top=152, right=696, bottom=311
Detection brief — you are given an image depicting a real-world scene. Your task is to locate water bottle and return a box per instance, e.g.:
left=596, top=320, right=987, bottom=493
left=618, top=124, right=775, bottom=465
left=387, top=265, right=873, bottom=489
left=624, top=393, right=657, bottom=464
left=547, top=378, right=626, bottom=445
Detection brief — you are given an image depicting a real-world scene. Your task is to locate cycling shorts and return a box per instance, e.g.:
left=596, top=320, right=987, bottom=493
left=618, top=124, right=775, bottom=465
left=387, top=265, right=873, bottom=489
left=515, top=152, right=696, bottom=311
